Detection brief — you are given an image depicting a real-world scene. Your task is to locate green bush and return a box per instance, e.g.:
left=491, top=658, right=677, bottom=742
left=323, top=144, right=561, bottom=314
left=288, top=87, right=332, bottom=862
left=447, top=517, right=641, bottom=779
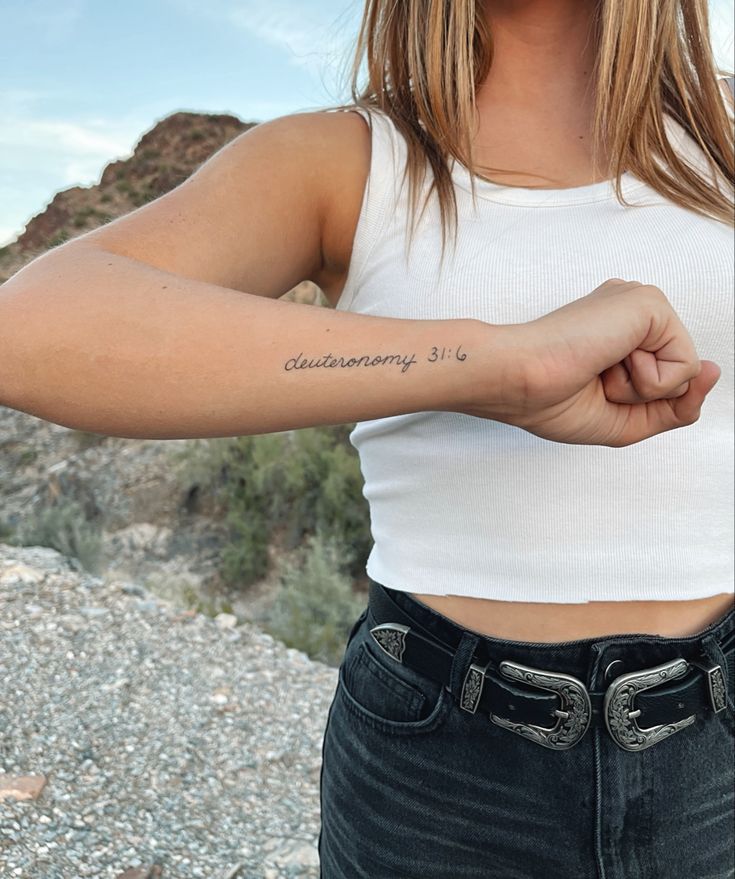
left=255, top=530, right=366, bottom=667
left=15, top=498, right=103, bottom=575
left=172, top=581, right=234, bottom=618
left=19, top=447, right=38, bottom=466
left=69, top=429, right=108, bottom=450
left=130, top=187, right=159, bottom=208
left=175, top=425, right=371, bottom=588
left=72, top=206, right=99, bottom=228
left=47, top=230, right=70, bottom=248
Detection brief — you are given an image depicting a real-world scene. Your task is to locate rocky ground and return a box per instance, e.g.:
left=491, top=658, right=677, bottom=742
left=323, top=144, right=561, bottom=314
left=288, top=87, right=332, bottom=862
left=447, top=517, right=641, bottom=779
left=0, top=404, right=305, bottom=629
left=0, top=543, right=344, bottom=878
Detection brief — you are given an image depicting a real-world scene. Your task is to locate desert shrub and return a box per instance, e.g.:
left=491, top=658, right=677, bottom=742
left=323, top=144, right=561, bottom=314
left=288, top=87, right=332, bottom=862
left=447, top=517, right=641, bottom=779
left=130, top=187, right=159, bottom=208
left=15, top=498, right=103, bottom=574
left=255, top=530, right=366, bottom=667
left=19, top=447, right=38, bottom=466
left=174, top=425, right=372, bottom=588
left=47, top=230, right=70, bottom=248
left=171, top=580, right=234, bottom=618
left=72, top=206, right=99, bottom=228
left=69, top=429, right=108, bottom=451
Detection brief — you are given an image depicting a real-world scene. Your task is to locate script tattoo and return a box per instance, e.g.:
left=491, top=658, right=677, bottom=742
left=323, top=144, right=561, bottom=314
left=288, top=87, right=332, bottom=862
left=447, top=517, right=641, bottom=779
left=284, top=344, right=468, bottom=375
left=427, top=345, right=467, bottom=363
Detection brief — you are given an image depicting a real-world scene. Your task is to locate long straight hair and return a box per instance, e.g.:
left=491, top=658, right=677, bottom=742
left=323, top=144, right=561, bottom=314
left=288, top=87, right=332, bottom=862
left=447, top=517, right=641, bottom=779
left=328, top=0, right=735, bottom=262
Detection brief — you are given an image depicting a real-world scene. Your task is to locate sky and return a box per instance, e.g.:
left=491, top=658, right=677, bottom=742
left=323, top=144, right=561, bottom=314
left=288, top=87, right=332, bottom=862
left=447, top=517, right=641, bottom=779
left=1, top=0, right=733, bottom=248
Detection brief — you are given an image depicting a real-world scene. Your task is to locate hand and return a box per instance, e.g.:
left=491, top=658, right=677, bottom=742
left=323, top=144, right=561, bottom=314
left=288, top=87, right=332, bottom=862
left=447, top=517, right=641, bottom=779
left=463, top=279, right=721, bottom=447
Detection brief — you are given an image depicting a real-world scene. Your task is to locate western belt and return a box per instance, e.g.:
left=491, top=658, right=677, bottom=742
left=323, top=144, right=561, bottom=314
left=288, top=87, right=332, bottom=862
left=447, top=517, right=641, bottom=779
left=367, top=581, right=734, bottom=752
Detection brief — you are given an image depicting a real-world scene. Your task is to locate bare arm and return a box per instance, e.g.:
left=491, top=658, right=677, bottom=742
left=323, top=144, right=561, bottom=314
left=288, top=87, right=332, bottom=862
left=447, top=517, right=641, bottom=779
left=1, top=110, right=712, bottom=448
left=0, top=112, right=516, bottom=439
left=0, top=245, right=506, bottom=438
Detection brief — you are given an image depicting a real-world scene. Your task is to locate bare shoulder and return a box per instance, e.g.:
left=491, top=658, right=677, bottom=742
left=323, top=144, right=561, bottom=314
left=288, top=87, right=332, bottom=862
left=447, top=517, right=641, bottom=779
left=219, top=106, right=372, bottom=306
left=302, top=108, right=373, bottom=308
left=73, top=107, right=372, bottom=303
left=247, top=106, right=369, bottom=167
left=250, top=107, right=370, bottom=306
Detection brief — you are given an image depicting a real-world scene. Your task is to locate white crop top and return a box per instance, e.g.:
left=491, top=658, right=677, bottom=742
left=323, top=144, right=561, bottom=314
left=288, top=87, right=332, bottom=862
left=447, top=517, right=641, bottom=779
left=332, top=103, right=735, bottom=603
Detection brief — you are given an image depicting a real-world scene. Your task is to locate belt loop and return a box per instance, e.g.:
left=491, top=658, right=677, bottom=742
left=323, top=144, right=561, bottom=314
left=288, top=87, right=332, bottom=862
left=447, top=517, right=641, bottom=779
left=700, top=632, right=720, bottom=663
left=449, top=632, right=482, bottom=702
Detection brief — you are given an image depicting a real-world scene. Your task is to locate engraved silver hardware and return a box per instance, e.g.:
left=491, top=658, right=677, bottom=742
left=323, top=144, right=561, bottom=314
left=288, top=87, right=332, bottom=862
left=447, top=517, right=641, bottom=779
left=690, top=658, right=727, bottom=714
left=706, top=665, right=727, bottom=713
left=460, top=661, right=489, bottom=714
left=604, top=658, right=696, bottom=752
left=604, top=659, right=625, bottom=684
left=489, top=661, right=591, bottom=750
left=369, top=623, right=409, bottom=663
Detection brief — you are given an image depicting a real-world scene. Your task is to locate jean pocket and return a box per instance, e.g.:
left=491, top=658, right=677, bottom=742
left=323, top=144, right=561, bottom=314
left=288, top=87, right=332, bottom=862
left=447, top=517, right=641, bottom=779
left=345, top=606, right=369, bottom=647
left=336, top=612, right=452, bottom=735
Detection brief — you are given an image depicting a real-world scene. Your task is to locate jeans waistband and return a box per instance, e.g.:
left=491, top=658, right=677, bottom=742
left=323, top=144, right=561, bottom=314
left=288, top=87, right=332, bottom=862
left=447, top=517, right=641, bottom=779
left=371, top=580, right=735, bottom=688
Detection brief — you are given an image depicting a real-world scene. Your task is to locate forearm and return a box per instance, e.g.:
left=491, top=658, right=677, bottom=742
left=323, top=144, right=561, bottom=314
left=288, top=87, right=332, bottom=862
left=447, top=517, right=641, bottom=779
left=0, top=245, right=517, bottom=439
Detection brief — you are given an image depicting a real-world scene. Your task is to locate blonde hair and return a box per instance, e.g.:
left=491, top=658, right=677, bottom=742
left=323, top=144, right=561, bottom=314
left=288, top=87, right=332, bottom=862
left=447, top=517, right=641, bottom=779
left=327, top=0, right=735, bottom=263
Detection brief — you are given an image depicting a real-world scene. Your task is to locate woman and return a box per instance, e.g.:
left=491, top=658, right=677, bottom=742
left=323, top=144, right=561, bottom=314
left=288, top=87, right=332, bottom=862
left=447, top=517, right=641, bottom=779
left=0, top=0, right=733, bottom=876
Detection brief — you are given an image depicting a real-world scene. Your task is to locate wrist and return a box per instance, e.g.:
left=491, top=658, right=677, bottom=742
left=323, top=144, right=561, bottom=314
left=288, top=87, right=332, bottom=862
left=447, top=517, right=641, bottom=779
left=441, top=319, right=534, bottom=421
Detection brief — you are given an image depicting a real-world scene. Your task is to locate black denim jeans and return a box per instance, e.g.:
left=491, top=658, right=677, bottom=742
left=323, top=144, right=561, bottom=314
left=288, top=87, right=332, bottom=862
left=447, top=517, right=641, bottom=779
left=318, top=581, right=735, bottom=879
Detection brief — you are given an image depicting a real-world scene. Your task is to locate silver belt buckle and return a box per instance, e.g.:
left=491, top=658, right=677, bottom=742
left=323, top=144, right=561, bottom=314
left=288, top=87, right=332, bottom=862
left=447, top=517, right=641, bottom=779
left=604, top=658, right=696, bottom=752
left=488, top=661, right=591, bottom=751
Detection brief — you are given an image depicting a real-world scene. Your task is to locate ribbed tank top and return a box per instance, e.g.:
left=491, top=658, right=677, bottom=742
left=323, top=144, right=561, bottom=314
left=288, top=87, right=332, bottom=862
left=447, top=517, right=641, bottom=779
left=332, top=103, right=735, bottom=603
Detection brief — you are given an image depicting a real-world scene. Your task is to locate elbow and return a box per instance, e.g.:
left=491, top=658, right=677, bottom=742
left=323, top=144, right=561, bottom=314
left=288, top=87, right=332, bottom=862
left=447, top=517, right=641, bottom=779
left=0, top=277, right=40, bottom=415
left=0, top=348, right=32, bottom=417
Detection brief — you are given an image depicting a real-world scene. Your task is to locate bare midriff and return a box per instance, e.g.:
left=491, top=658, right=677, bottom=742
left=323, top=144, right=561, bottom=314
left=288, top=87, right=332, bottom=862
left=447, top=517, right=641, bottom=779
left=407, top=592, right=735, bottom=642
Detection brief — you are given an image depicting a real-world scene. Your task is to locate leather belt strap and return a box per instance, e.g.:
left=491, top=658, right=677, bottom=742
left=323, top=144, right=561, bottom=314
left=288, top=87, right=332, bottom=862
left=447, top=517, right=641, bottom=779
left=367, top=582, right=734, bottom=730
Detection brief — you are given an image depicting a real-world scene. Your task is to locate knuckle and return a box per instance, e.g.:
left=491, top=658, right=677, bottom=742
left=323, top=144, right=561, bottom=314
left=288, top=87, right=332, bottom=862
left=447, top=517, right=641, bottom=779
left=635, top=382, right=658, bottom=402
left=638, top=283, right=667, bottom=301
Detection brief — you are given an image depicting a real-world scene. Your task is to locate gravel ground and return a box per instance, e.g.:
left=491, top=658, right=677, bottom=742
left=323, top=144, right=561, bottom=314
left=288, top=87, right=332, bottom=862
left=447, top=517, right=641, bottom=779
left=0, top=544, right=343, bottom=879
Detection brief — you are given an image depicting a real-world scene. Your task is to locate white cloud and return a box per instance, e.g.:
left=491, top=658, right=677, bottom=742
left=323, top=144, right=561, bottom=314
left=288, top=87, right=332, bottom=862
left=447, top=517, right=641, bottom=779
left=227, top=4, right=337, bottom=68
left=166, top=0, right=356, bottom=76
left=0, top=111, right=147, bottom=246
left=0, top=226, right=23, bottom=249
left=0, top=118, right=130, bottom=159
left=0, top=87, right=51, bottom=111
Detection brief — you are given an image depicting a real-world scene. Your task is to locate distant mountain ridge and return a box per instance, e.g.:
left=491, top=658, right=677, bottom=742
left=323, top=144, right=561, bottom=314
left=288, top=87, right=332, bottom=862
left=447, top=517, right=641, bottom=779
left=0, top=110, right=256, bottom=285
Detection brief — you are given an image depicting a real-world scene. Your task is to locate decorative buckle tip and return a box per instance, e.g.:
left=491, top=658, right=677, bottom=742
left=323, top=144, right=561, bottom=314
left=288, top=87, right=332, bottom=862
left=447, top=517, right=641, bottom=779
left=369, top=623, right=409, bottom=663
left=460, top=662, right=488, bottom=714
